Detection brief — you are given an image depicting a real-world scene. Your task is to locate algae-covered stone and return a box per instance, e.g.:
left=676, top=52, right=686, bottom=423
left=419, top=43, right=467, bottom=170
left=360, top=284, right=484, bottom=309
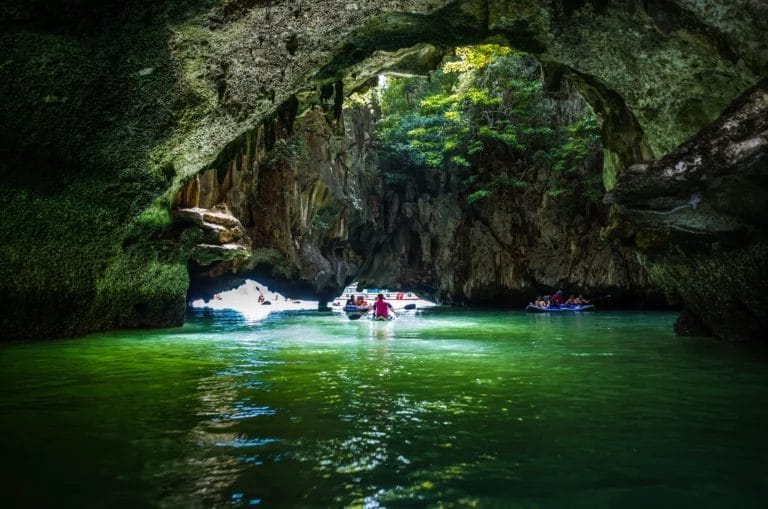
left=607, top=78, right=768, bottom=341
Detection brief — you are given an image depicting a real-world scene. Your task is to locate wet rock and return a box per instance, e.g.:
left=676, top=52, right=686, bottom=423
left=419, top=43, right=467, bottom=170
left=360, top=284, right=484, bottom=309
left=608, top=78, right=768, bottom=341
left=173, top=203, right=252, bottom=265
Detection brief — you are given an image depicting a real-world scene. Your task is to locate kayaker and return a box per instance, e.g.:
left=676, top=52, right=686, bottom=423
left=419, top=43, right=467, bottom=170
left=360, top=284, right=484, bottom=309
left=373, top=293, right=394, bottom=319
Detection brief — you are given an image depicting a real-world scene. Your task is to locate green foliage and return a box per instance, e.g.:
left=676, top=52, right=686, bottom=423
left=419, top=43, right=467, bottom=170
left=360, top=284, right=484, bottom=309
left=137, top=202, right=173, bottom=231
left=467, top=189, right=491, bottom=204
left=466, top=176, right=529, bottom=205
left=543, top=112, right=604, bottom=216
left=376, top=47, right=555, bottom=179
left=376, top=44, right=601, bottom=209
left=443, top=44, right=513, bottom=73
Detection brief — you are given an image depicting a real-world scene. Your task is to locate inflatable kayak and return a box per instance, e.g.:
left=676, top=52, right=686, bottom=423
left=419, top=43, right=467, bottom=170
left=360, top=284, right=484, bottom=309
left=525, top=304, right=595, bottom=313
left=344, top=304, right=369, bottom=320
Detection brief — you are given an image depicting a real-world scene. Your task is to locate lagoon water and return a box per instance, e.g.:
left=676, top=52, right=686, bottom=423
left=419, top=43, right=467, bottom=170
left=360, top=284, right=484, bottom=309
left=1, top=308, right=767, bottom=507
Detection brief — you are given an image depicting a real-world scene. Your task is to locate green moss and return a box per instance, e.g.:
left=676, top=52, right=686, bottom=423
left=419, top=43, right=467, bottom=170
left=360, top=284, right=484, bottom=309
left=647, top=242, right=768, bottom=340
left=190, top=245, right=250, bottom=266
left=137, top=202, right=173, bottom=231
left=0, top=189, right=119, bottom=339
left=0, top=1, right=216, bottom=339
left=250, top=248, right=298, bottom=279
left=93, top=247, right=189, bottom=328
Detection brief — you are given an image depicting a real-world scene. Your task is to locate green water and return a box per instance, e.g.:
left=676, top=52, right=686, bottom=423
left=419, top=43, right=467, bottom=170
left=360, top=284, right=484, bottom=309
left=1, top=308, right=767, bottom=508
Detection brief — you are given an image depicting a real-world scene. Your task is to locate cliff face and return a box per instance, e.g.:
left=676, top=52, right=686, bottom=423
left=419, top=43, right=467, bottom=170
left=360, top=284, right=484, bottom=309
left=355, top=81, right=656, bottom=305
left=172, top=100, right=381, bottom=302
left=606, top=79, right=768, bottom=341
left=1, top=0, right=766, bottom=339
left=361, top=166, right=656, bottom=306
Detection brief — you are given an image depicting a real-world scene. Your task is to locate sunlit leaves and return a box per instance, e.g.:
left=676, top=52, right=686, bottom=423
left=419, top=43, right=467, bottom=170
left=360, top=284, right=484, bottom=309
left=420, top=93, right=458, bottom=113
left=464, top=87, right=500, bottom=108
left=466, top=189, right=491, bottom=204
left=443, top=44, right=514, bottom=73
left=375, top=43, right=602, bottom=209
left=450, top=155, right=471, bottom=167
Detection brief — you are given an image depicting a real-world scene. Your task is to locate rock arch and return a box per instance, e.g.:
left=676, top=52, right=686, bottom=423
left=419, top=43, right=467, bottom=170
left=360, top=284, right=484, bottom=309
left=1, top=0, right=765, bottom=339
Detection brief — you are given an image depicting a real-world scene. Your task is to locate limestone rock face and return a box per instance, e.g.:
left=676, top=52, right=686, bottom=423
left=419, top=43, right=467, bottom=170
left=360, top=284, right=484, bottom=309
left=606, top=78, right=768, bottom=341
left=355, top=86, right=656, bottom=306
left=173, top=203, right=252, bottom=265
left=174, top=103, right=379, bottom=302
left=190, top=76, right=657, bottom=307
left=158, top=0, right=765, bottom=184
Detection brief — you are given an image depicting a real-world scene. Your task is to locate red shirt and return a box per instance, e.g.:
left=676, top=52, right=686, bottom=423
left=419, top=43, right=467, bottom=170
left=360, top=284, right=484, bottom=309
left=373, top=300, right=389, bottom=318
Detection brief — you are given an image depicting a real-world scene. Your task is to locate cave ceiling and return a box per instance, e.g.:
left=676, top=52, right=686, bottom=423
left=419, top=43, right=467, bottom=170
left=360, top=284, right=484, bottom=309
left=164, top=0, right=764, bottom=187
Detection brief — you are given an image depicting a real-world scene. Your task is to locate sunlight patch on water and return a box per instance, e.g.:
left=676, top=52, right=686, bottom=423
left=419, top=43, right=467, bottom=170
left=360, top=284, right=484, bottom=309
left=221, top=405, right=277, bottom=420
left=214, top=437, right=278, bottom=448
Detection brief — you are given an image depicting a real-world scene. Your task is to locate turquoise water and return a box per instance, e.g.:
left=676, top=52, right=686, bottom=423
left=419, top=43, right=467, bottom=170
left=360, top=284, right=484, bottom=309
left=1, top=308, right=767, bottom=508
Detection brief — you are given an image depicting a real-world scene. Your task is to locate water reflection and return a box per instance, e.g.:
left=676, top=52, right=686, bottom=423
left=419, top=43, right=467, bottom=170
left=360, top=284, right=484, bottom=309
left=4, top=309, right=767, bottom=507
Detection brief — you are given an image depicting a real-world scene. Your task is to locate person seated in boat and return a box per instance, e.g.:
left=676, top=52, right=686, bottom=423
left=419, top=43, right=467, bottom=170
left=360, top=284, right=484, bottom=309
left=373, top=293, right=394, bottom=319
left=533, top=296, right=546, bottom=307
left=346, top=296, right=356, bottom=306
left=550, top=290, right=564, bottom=307
left=574, top=294, right=590, bottom=305
left=355, top=295, right=369, bottom=310
left=564, top=294, right=576, bottom=306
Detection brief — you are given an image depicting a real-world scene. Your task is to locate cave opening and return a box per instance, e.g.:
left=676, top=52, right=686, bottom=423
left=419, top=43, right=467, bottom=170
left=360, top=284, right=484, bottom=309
left=178, top=42, right=661, bottom=313
left=4, top=3, right=768, bottom=504
left=190, top=278, right=320, bottom=320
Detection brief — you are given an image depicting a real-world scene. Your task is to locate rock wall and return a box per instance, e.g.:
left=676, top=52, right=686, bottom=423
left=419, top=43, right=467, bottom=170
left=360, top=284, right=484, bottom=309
left=606, top=78, right=768, bottom=341
left=175, top=74, right=657, bottom=308
left=356, top=81, right=657, bottom=305
left=172, top=98, right=381, bottom=302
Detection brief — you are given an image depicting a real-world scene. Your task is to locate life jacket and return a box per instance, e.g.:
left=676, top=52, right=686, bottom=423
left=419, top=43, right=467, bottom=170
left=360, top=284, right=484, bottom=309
left=373, top=300, right=389, bottom=317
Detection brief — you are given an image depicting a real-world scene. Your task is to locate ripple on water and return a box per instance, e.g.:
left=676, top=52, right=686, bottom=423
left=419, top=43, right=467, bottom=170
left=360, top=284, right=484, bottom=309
left=2, top=309, right=768, bottom=508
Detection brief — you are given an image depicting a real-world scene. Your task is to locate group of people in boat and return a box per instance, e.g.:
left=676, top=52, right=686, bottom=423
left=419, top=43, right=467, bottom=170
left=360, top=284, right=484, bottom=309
left=532, top=290, right=590, bottom=308
left=346, top=293, right=394, bottom=319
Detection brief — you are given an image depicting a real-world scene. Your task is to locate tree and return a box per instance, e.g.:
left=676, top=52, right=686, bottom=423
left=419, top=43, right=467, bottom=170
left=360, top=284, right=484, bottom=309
left=375, top=45, right=601, bottom=207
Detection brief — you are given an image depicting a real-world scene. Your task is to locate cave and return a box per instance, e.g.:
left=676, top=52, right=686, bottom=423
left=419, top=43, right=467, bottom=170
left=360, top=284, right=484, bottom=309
left=3, top=2, right=768, bottom=507
left=1, top=0, right=767, bottom=342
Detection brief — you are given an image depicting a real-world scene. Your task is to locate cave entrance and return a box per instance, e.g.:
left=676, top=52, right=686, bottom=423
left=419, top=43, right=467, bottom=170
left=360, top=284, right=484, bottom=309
left=345, top=44, right=635, bottom=306
left=190, top=278, right=319, bottom=320
left=370, top=44, right=604, bottom=224
left=178, top=42, right=654, bottom=311
left=189, top=278, right=436, bottom=321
